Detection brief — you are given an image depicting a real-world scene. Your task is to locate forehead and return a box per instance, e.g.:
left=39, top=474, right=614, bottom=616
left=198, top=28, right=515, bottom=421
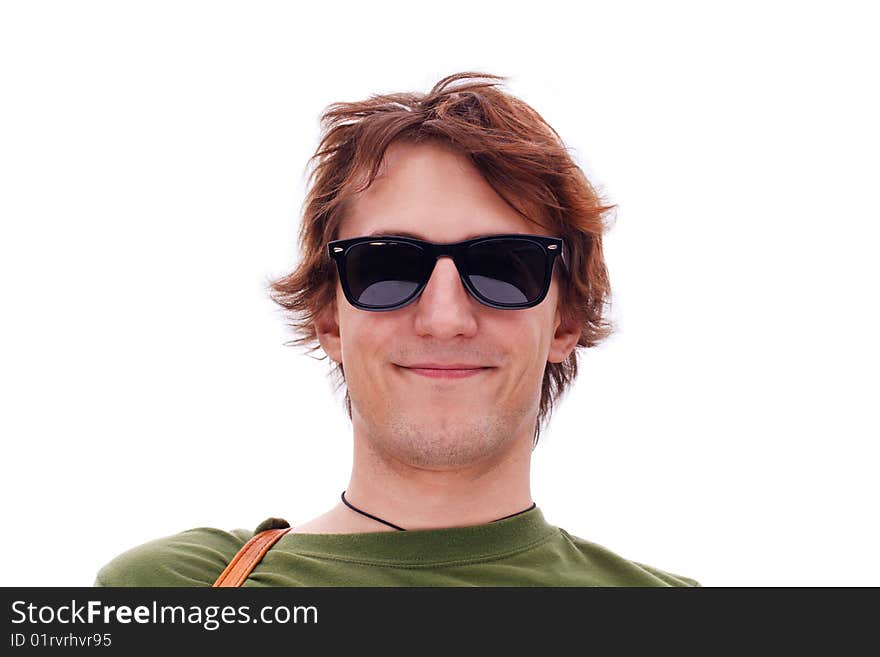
left=337, top=141, right=547, bottom=241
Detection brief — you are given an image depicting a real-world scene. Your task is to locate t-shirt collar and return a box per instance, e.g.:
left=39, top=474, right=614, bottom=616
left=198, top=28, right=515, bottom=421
left=273, top=506, right=557, bottom=565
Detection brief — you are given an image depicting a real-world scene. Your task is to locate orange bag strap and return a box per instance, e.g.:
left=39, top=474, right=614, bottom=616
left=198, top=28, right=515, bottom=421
left=212, top=527, right=292, bottom=587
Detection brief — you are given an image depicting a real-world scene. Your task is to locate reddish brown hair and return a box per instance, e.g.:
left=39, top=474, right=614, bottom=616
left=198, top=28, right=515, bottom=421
left=266, top=72, right=616, bottom=447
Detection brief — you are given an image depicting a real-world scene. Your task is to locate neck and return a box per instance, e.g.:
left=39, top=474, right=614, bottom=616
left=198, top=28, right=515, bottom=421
left=340, top=420, right=535, bottom=532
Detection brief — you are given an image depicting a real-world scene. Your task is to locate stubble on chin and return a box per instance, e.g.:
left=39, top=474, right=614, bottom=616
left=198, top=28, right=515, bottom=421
left=366, top=407, right=513, bottom=471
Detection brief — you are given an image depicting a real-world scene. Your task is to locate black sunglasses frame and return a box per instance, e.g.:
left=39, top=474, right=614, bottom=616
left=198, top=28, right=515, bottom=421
left=327, top=233, right=569, bottom=312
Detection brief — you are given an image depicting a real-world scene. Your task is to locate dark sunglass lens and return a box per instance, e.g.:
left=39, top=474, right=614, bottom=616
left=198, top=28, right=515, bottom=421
left=465, top=239, right=546, bottom=305
left=345, top=240, right=426, bottom=307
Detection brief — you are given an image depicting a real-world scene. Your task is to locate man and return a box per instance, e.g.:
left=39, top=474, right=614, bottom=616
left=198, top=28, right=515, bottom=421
left=95, top=72, right=700, bottom=587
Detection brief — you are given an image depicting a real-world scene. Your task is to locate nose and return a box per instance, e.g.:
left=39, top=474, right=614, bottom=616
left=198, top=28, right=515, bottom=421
left=411, top=256, right=479, bottom=338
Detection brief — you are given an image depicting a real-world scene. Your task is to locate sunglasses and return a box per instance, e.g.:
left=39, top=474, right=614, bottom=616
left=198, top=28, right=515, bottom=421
left=327, top=233, right=569, bottom=311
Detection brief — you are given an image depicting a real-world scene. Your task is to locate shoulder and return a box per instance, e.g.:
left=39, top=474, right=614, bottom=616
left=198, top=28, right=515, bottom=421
left=557, top=528, right=702, bottom=587
left=94, top=525, right=255, bottom=587
left=628, top=560, right=702, bottom=587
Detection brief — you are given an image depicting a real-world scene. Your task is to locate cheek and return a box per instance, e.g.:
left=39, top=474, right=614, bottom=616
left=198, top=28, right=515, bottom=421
left=510, top=306, right=553, bottom=353
left=339, top=312, right=396, bottom=375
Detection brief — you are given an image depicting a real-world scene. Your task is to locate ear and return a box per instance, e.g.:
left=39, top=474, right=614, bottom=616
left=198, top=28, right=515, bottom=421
left=314, top=294, right=343, bottom=365
left=547, top=306, right=580, bottom=364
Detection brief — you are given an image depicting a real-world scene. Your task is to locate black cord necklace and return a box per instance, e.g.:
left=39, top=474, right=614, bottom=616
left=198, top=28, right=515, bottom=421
left=340, top=490, right=536, bottom=531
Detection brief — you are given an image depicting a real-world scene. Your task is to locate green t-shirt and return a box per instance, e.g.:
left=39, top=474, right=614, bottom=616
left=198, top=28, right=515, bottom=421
left=94, top=507, right=700, bottom=587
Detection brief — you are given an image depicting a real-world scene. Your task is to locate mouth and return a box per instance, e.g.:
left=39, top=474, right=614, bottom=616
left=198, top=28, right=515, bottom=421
left=395, top=365, right=493, bottom=380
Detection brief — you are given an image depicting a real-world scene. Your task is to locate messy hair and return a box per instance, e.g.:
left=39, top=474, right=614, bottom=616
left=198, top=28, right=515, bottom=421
left=266, top=71, right=616, bottom=448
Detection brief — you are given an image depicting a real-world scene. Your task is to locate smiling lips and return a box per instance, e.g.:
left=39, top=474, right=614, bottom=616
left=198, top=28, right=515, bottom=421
left=398, top=364, right=492, bottom=379
left=407, top=367, right=486, bottom=379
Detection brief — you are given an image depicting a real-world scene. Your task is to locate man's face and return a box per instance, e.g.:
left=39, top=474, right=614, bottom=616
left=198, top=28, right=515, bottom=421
left=316, top=140, right=579, bottom=471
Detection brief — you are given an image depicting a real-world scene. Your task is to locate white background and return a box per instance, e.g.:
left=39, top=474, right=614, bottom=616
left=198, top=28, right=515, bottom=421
left=1, top=1, right=877, bottom=587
